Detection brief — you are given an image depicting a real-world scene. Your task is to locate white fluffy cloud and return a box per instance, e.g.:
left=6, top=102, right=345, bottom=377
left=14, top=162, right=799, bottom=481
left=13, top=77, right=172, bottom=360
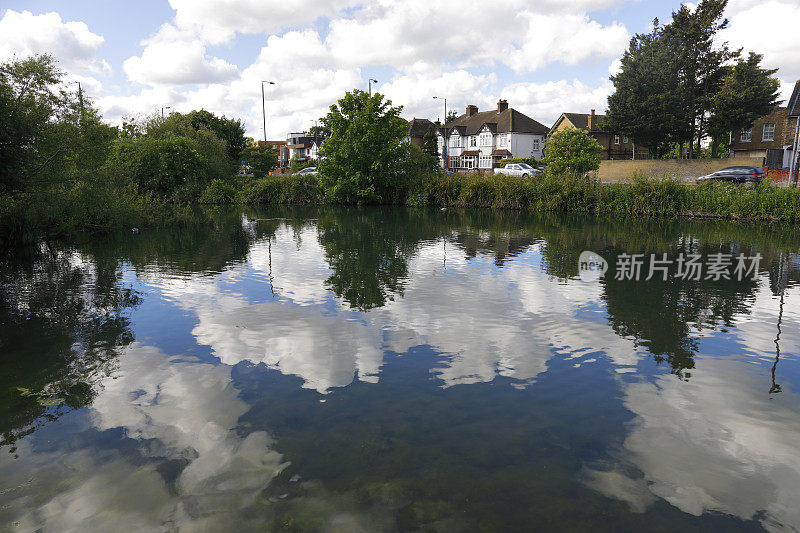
left=168, top=0, right=359, bottom=44
left=0, top=10, right=110, bottom=74
left=124, top=24, right=238, bottom=85
left=720, top=0, right=800, bottom=101
left=501, top=78, right=614, bottom=127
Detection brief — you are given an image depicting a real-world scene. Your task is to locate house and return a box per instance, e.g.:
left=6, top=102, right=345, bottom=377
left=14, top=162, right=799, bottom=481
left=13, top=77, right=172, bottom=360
left=406, top=118, right=438, bottom=147
left=285, top=132, right=323, bottom=166
left=549, top=109, right=648, bottom=160
left=254, top=140, right=287, bottom=167
left=730, top=81, right=800, bottom=171
left=435, top=100, right=549, bottom=171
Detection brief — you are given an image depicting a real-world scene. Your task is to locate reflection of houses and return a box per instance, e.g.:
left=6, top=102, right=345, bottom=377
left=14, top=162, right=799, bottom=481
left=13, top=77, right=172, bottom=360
left=285, top=132, right=323, bottom=167
left=549, top=109, right=649, bottom=160
left=730, top=81, right=800, bottom=172
left=436, top=100, right=549, bottom=171
left=406, top=118, right=438, bottom=147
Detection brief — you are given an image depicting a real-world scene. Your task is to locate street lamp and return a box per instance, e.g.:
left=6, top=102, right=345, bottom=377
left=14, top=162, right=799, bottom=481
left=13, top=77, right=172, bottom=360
left=261, top=80, right=275, bottom=145
left=368, top=78, right=378, bottom=96
left=161, top=106, right=171, bottom=118
left=434, top=96, right=448, bottom=170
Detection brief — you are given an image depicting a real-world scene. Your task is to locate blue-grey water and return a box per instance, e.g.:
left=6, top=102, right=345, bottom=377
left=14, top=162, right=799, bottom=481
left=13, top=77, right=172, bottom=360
left=1, top=206, right=799, bottom=531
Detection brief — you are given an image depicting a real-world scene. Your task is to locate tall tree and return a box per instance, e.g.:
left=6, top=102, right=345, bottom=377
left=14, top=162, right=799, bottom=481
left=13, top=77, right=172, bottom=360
left=664, top=0, right=737, bottom=157
left=318, top=90, right=410, bottom=204
left=605, top=20, right=688, bottom=157
left=706, top=53, right=781, bottom=156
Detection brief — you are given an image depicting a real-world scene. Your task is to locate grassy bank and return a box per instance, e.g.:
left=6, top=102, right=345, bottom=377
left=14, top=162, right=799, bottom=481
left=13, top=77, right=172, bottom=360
left=4, top=171, right=799, bottom=245
left=239, top=171, right=800, bottom=222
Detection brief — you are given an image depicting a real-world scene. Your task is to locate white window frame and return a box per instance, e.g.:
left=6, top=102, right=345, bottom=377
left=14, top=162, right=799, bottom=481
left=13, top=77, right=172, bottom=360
left=532, top=138, right=540, bottom=151
left=479, top=132, right=492, bottom=147
left=498, top=135, right=507, bottom=147
left=614, top=135, right=620, bottom=145
left=741, top=128, right=752, bottom=142
left=479, top=155, right=492, bottom=168
left=762, top=123, right=775, bottom=142
left=470, top=136, right=477, bottom=147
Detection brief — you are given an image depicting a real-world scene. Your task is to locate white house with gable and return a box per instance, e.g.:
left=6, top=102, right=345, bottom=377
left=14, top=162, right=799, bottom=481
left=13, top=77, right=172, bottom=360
left=436, top=100, right=549, bottom=171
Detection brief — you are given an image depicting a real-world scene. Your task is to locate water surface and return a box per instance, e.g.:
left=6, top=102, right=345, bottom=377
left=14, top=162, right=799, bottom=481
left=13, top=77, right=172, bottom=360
left=2, top=207, right=799, bottom=531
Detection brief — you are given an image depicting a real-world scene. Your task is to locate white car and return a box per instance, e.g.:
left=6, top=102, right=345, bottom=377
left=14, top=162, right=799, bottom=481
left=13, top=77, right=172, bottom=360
left=493, top=163, right=540, bottom=178
left=296, top=166, right=318, bottom=176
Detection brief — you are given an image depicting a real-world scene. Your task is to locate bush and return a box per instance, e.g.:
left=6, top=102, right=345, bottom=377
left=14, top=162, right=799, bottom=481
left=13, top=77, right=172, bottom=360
left=543, top=129, right=603, bottom=176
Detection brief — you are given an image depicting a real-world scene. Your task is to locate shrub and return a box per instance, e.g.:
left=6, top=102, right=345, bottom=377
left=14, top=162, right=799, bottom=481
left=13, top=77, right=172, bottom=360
left=543, top=129, right=603, bottom=176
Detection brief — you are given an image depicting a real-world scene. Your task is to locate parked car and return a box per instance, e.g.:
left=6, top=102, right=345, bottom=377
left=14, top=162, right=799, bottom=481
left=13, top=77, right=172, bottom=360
left=493, top=163, right=541, bottom=178
left=696, top=166, right=764, bottom=185
left=296, top=166, right=318, bottom=176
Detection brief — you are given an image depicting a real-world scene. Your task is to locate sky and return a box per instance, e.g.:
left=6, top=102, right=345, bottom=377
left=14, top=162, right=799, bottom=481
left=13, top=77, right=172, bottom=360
left=0, top=0, right=798, bottom=140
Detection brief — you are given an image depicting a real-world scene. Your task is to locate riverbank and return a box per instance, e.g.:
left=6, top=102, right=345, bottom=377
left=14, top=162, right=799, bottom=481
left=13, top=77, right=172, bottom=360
left=3, top=171, right=799, bottom=245
left=241, top=171, right=800, bottom=222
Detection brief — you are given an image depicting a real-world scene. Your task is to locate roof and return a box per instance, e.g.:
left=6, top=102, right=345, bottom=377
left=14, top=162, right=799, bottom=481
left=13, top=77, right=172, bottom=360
left=442, top=107, right=549, bottom=136
left=287, top=143, right=312, bottom=149
left=558, top=112, right=607, bottom=132
left=491, top=149, right=512, bottom=156
left=789, top=80, right=800, bottom=117
left=460, top=150, right=480, bottom=156
left=407, top=118, right=436, bottom=137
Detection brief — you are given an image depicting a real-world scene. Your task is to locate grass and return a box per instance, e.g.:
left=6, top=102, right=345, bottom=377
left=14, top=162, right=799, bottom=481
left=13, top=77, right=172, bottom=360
left=5, top=170, right=800, bottom=245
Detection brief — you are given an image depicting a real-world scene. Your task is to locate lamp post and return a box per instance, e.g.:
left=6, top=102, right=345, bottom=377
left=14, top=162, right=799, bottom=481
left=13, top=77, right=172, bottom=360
left=261, top=80, right=275, bottom=146
left=368, top=78, right=378, bottom=96
left=434, top=96, right=447, bottom=170
left=161, top=106, right=171, bottom=118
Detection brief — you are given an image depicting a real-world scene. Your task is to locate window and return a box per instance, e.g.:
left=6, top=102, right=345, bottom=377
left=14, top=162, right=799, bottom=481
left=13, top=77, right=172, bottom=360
left=763, top=123, right=775, bottom=142
left=462, top=156, right=475, bottom=169
left=623, top=136, right=628, bottom=143
left=479, top=155, right=492, bottom=168
left=480, top=133, right=492, bottom=146
left=741, top=128, right=752, bottom=142
left=614, top=135, right=620, bottom=145
left=532, top=139, right=540, bottom=151
left=470, top=136, right=477, bottom=147
left=449, top=156, right=460, bottom=168
left=498, top=135, right=507, bottom=147
left=450, top=136, right=460, bottom=148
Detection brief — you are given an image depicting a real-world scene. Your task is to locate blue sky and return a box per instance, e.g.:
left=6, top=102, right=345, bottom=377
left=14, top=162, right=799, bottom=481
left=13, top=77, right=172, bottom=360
left=1, top=0, right=797, bottom=139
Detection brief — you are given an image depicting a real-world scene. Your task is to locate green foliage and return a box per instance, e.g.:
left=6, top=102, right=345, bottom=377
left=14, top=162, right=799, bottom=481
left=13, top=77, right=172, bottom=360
left=184, top=109, right=248, bottom=161
left=240, top=174, right=323, bottom=205
left=543, top=129, right=603, bottom=176
left=422, top=128, right=439, bottom=159
left=290, top=152, right=315, bottom=172
left=606, top=0, right=773, bottom=158
left=707, top=52, right=781, bottom=145
left=318, top=89, right=412, bottom=204
left=445, top=110, right=460, bottom=123
left=241, top=143, right=278, bottom=177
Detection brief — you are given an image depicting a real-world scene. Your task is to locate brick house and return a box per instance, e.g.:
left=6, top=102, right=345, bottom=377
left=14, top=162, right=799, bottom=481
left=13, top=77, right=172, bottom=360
left=406, top=118, right=438, bottom=148
left=549, top=109, right=648, bottom=160
left=730, top=81, right=800, bottom=171
left=436, top=100, right=549, bottom=171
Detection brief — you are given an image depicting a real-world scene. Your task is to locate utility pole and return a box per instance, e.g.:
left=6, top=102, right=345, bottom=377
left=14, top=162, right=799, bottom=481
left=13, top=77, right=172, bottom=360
left=262, top=80, right=275, bottom=146
left=368, top=78, right=378, bottom=96
left=434, top=96, right=448, bottom=170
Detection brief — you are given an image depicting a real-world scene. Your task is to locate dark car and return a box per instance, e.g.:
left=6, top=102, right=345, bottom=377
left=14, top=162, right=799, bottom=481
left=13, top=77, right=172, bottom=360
left=696, top=166, right=765, bottom=185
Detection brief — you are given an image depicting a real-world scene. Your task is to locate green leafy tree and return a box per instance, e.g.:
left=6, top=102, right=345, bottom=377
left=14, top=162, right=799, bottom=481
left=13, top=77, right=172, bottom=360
left=543, top=129, right=603, bottom=176
left=605, top=20, right=689, bottom=157
left=663, top=0, right=737, bottom=157
left=184, top=109, right=247, bottom=162
left=241, top=142, right=277, bottom=177
left=318, top=90, right=410, bottom=204
left=445, top=109, right=460, bottom=124
left=706, top=52, right=780, bottom=156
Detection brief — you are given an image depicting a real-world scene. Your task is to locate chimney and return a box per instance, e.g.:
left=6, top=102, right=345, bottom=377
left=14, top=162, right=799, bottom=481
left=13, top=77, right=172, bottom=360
left=497, top=99, right=508, bottom=112
left=588, top=109, right=595, bottom=130
left=466, top=104, right=478, bottom=117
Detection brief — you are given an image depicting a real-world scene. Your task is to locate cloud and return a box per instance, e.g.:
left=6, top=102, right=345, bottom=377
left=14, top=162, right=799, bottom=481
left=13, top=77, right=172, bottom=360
left=500, top=78, right=614, bottom=127
left=123, top=24, right=238, bottom=85
left=0, top=10, right=110, bottom=75
left=326, top=0, right=629, bottom=72
left=168, top=0, right=359, bottom=44
left=720, top=1, right=800, bottom=90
